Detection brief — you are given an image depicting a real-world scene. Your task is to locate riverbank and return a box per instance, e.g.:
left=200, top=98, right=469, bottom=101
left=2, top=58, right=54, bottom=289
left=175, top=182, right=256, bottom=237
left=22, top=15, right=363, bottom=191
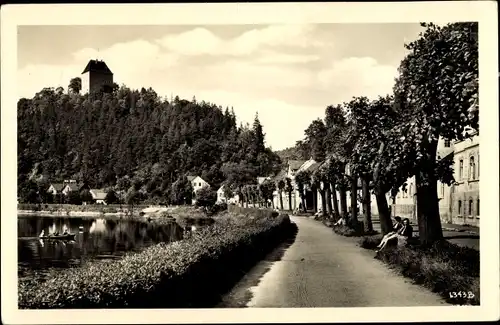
left=18, top=210, right=297, bottom=309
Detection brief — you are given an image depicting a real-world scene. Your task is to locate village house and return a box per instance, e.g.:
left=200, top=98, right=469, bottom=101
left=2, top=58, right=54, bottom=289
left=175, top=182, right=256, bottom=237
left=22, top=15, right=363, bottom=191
left=217, top=185, right=239, bottom=204
left=383, top=133, right=480, bottom=227
left=47, top=180, right=87, bottom=196
left=47, top=183, right=66, bottom=196
left=89, top=189, right=107, bottom=205
left=187, top=176, right=210, bottom=205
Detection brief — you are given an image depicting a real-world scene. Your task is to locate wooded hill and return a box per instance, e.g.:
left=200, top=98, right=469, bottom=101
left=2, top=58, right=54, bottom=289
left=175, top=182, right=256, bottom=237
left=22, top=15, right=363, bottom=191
left=17, top=86, right=282, bottom=204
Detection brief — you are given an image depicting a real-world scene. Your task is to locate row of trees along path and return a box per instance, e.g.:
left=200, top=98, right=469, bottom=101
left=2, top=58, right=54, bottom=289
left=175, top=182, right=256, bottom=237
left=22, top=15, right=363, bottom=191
left=269, top=23, right=477, bottom=246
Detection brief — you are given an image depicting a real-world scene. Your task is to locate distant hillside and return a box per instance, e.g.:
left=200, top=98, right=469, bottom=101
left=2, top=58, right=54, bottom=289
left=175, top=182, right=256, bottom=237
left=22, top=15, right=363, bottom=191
left=17, top=85, right=281, bottom=203
left=275, top=146, right=302, bottom=165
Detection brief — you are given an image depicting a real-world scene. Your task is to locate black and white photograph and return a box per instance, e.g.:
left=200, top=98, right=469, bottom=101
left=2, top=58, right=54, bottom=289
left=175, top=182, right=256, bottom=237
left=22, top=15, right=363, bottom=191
left=1, top=2, right=498, bottom=324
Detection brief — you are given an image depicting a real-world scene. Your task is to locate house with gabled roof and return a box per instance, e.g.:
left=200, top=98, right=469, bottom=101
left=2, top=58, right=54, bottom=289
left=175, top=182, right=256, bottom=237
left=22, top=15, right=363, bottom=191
left=47, top=183, right=66, bottom=195
left=89, top=189, right=107, bottom=205
left=186, top=175, right=210, bottom=205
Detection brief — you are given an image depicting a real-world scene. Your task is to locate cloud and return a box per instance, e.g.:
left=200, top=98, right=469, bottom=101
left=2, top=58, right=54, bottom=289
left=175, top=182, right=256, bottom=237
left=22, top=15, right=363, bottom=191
left=317, top=57, right=398, bottom=101
left=17, top=26, right=405, bottom=149
left=192, top=89, right=324, bottom=150
left=155, top=24, right=326, bottom=57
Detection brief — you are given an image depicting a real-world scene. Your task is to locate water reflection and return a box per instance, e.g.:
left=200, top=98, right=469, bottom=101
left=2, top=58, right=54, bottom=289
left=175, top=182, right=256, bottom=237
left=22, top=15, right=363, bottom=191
left=18, top=216, right=183, bottom=279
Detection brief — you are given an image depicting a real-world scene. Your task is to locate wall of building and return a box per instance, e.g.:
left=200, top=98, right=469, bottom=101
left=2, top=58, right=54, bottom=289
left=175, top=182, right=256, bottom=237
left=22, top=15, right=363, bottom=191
left=388, top=135, right=479, bottom=227
left=82, top=72, right=113, bottom=94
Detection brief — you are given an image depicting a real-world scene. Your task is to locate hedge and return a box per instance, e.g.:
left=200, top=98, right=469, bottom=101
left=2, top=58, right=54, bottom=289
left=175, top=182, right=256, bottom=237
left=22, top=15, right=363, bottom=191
left=360, top=235, right=479, bottom=305
left=19, top=213, right=297, bottom=308
left=227, top=204, right=279, bottom=219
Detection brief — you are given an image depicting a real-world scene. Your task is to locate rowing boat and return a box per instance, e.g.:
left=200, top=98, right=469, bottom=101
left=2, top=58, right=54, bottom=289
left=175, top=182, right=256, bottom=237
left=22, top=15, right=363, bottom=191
left=39, top=234, right=76, bottom=241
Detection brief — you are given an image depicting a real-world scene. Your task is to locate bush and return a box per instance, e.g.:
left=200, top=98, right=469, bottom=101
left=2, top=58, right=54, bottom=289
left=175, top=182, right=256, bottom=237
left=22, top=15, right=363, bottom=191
left=18, top=212, right=296, bottom=309
left=227, top=204, right=279, bottom=219
left=359, top=237, right=479, bottom=305
left=194, top=186, right=217, bottom=209
left=332, top=222, right=379, bottom=237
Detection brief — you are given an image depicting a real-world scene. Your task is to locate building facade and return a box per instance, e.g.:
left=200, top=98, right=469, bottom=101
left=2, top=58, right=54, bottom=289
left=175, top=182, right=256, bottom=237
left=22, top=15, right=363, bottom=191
left=388, top=134, right=479, bottom=227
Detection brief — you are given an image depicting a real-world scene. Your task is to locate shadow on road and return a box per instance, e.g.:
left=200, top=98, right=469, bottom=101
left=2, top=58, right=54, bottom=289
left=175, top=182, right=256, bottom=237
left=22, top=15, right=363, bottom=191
left=217, top=222, right=299, bottom=308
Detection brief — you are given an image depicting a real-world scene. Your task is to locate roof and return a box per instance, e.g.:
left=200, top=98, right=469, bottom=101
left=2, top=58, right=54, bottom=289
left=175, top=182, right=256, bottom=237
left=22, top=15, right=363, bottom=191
left=288, top=160, right=306, bottom=171
left=90, top=189, right=107, bottom=200
left=49, top=183, right=65, bottom=192
left=273, top=169, right=288, bottom=182
left=82, top=60, right=113, bottom=75
left=304, top=162, right=321, bottom=173
left=186, top=176, right=196, bottom=181
left=257, top=176, right=271, bottom=184
left=64, top=183, right=80, bottom=191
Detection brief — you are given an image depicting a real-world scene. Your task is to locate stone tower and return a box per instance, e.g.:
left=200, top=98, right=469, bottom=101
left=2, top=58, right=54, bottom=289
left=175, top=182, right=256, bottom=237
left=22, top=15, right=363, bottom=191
left=81, top=59, right=114, bottom=94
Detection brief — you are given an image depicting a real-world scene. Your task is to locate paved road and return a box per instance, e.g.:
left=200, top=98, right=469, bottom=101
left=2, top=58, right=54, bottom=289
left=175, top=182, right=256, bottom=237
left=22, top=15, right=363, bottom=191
left=219, top=216, right=446, bottom=308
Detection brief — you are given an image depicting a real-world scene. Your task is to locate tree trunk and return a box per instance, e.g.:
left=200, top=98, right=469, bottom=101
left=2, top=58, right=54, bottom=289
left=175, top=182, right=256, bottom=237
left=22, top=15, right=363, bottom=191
left=361, top=175, right=373, bottom=233
left=339, top=187, right=347, bottom=220
left=288, top=191, right=292, bottom=211
left=349, top=176, right=358, bottom=227
left=279, top=191, right=284, bottom=210
left=320, top=189, right=327, bottom=217
left=312, top=188, right=318, bottom=213
left=375, top=189, right=392, bottom=234
left=416, top=143, right=444, bottom=245
left=300, top=190, right=307, bottom=213
left=331, top=182, right=340, bottom=220
left=325, top=183, right=333, bottom=217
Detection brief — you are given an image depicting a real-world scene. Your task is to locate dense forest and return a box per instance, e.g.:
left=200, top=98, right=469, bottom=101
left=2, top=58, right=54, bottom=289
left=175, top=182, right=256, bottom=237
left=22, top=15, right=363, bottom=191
left=17, top=84, right=282, bottom=204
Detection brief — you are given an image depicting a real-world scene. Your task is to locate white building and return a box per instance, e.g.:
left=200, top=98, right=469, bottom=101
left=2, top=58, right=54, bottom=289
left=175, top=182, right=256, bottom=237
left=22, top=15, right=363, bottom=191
left=187, top=176, right=210, bottom=205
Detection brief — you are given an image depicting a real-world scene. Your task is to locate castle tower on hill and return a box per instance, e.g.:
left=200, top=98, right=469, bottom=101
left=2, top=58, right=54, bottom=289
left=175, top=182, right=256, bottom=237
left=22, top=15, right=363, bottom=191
left=81, top=59, right=114, bottom=94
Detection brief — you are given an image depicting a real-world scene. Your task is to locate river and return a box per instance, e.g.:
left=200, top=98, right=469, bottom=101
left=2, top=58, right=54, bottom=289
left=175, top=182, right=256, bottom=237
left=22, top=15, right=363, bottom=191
left=18, top=215, right=183, bottom=281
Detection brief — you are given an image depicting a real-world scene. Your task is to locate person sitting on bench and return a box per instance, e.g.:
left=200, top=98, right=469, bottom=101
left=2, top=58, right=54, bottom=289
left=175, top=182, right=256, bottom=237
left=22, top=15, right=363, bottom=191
left=376, top=217, right=412, bottom=251
left=376, top=217, right=403, bottom=247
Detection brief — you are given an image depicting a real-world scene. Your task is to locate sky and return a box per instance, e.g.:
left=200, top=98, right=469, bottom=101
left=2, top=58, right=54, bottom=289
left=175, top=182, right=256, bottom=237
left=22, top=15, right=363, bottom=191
left=17, top=24, right=424, bottom=150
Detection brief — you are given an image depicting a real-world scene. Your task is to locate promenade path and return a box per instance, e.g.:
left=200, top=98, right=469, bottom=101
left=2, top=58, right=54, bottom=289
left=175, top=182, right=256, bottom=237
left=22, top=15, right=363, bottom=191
left=219, top=216, right=446, bottom=308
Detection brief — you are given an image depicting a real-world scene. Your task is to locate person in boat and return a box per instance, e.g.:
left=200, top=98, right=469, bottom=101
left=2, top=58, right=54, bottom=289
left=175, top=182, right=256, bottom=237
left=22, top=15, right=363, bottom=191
left=376, top=218, right=413, bottom=252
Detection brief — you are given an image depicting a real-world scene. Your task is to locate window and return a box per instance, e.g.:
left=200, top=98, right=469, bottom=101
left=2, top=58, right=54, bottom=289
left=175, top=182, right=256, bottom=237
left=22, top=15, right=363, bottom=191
left=469, top=156, right=476, bottom=180
left=199, top=182, right=201, bottom=187
left=441, top=184, right=445, bottom=197
left=458, top=200, right=462, bottom=215
left=469, top=199, right=473, bottom=216
left=459, top=160, right=464, bottom=179
left=477, top=199, right=480, bottom=216
left=444, top=139, right=451, bottom=147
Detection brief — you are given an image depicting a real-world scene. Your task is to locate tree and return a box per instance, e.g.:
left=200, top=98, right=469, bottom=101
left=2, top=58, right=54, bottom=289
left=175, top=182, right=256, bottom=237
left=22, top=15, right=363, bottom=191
left=284, top=177, right=294, bottom=211
left=171, top=176, right=193, bottom=205
left=222, top=184, right=233, bottom=203
left=195, top=186, right=217, bottom=210
left=345, top=96, right=375, bottom=232
left=277, top=179, right=285, bottom=210
left=80, top=189, right=93, bottom=204
left=68, top=77, right=82, bottom=94
left=393, top=22, right=478, bottom=245
left=303, top=119, right=328, bottom=161
left=313, top=168, right=328, bottom=217
left=294, top=170, right=311, bottom=211
left=259, top=180, right=275, bottom=209
left=67, top=191, right=82, bottom=205
left=323, top=104, right=350, bottom=221
left=105, top=189, right=120, bottom=204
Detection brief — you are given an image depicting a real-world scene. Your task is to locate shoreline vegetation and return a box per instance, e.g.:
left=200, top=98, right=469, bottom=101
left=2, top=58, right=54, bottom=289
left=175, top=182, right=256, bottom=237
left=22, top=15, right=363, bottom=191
left=18, top=207, right=297, bottom=309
